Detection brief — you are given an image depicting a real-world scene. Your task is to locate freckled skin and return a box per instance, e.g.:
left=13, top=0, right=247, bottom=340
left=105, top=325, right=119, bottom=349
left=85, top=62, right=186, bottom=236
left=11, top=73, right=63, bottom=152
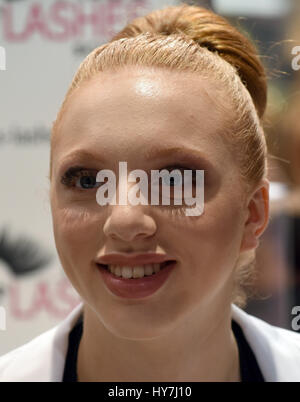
left=50, top=66, right=269, bottom=382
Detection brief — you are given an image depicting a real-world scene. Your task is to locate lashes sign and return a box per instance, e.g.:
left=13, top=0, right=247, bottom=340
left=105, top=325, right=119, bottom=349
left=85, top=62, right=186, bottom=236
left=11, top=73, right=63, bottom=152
left=95, top=162, right=204, bottom=217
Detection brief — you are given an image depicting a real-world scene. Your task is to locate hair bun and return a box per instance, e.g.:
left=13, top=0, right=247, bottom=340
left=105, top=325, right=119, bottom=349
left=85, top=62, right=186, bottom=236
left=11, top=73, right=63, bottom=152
left=111, top=4, right=267, bottom=119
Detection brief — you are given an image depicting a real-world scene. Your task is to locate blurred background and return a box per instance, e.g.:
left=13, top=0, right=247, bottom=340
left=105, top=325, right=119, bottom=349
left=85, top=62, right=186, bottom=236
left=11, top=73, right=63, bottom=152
left=0, top=0, right=299, bottom=355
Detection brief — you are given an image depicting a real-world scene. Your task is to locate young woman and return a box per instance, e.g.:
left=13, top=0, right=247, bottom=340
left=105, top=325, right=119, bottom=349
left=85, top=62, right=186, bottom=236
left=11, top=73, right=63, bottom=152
left=1, top=3, right=300, bottom=382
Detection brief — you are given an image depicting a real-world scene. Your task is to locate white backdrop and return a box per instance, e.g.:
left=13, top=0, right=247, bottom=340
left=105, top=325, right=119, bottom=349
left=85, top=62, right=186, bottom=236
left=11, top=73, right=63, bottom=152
left=0, top=0, right=179, bottom=355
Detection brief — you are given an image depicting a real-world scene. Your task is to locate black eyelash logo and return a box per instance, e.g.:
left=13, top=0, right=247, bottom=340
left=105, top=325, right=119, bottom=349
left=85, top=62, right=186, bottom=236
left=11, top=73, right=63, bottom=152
left=0, top=227, right=52, bottom=277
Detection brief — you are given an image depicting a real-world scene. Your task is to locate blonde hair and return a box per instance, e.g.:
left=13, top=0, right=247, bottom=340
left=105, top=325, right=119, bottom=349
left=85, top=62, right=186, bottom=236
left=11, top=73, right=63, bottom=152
left=51, top=3, right=269, bottom=308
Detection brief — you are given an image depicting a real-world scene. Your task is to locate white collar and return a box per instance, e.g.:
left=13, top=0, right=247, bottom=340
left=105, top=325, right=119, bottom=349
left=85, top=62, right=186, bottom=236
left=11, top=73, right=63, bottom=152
left=1, top=302, right=300, bottom=381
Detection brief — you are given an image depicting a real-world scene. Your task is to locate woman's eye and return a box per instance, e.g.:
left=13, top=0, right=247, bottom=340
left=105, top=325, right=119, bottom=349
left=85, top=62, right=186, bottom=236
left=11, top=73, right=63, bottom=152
left=75, top=175, right=101, bottom=189
left=61, top=168, right=103, bottom=190
left=161, top=170, right=183, bottom=187
left=61, top=165, right=200, bottom=191
left=159, top=167, right=197, bottom=187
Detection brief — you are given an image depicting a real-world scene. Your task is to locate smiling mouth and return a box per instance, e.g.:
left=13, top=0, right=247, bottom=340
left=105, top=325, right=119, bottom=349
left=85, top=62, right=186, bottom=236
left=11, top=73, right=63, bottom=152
left=97, top=260, right=175, bottom=279
left=99, top=260, right=173, bottom=270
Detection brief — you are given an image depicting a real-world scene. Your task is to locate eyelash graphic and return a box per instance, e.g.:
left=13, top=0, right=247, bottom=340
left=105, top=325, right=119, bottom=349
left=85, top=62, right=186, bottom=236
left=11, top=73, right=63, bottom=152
left=0, top=227, right=52, bottom=276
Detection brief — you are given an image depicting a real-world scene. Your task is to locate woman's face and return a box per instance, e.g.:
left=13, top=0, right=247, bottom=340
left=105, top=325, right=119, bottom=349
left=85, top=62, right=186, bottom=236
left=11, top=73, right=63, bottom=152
left=50, top=66, right=251, bottom=338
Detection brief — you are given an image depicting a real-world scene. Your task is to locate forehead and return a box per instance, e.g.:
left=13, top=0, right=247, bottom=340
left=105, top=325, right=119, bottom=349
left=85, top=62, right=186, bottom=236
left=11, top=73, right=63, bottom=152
left=52, top=66, right=233, bottom=166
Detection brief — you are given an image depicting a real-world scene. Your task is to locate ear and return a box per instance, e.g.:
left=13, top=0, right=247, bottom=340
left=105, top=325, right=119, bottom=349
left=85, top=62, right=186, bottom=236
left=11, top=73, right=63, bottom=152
left=240, top=179, right=270, bottom=252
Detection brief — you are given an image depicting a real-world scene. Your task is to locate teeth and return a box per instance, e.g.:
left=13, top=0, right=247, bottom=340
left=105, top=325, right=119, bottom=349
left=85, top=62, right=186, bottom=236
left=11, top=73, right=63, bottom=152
left=108, top=263, right=162, bottom=279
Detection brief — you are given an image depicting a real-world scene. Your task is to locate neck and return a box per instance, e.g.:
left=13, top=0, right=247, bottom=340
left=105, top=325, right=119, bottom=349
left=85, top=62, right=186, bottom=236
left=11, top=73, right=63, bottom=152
left=77, top=302, right=240, bottom=382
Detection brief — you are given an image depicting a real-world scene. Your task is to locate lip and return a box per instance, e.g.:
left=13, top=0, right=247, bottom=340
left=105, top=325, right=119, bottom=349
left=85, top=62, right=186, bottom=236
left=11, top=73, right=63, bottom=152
left=97, top=260, right=176, bottom=299
left=95, top=252, right=176, bottom=267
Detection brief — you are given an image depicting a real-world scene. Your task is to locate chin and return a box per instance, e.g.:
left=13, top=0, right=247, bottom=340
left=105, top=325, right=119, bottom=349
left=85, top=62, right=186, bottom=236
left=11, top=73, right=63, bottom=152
left=91, top=303, right=174, bottom=340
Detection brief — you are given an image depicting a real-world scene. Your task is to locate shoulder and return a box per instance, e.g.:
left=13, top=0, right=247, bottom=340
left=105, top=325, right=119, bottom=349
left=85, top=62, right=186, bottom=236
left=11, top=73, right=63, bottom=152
left=0, top=302, right=84, bottom=382
left=233, top=304, right=300, bottom=345
left=232, top=304, right=300, bottom=381
left=0, top=326, right=58, bottom=381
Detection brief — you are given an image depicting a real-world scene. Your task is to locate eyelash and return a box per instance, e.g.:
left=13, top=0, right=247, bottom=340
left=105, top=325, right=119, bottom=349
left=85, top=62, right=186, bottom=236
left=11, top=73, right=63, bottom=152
left=60, top=165, right=199, bottom=190
left=60, top=167, right=100, bottom=189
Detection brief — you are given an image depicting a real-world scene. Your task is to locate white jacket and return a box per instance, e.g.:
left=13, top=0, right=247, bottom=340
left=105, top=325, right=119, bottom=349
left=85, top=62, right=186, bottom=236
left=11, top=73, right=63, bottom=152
left=0, top=302, right=300, bottom=382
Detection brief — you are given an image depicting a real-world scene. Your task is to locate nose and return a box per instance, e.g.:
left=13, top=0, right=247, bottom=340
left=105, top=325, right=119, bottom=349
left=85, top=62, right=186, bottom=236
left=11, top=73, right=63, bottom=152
left=103, top=204, right=157, bottom=242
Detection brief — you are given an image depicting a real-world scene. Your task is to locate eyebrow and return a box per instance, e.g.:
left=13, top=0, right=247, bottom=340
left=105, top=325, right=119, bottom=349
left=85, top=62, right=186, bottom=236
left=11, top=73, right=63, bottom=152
left=59, top=145, right=212, bottom=172
left=143, top=145, right=209, bottom=165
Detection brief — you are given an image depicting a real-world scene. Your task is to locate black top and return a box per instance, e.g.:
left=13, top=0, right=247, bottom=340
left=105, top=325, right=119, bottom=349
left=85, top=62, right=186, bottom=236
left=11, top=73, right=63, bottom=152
left=62, top=314, right=265, bottom=382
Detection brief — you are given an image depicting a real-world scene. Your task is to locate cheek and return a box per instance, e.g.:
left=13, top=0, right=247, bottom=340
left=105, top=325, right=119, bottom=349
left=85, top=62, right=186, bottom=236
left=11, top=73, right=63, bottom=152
left=51, top=203, right=103, bottom=267
left=173, top=197, right=243, bottom=292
